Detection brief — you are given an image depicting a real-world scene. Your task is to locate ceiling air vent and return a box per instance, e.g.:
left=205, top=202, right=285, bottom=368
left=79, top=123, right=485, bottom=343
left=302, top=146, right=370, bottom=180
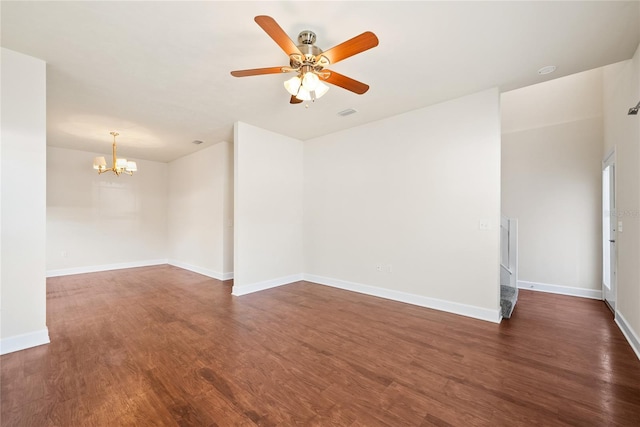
left=337, top=108, right=357, bottom=117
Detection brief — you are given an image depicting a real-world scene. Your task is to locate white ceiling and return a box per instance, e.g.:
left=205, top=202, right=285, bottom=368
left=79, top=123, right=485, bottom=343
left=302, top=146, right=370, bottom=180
left=2, top=1, right=639, bottom=162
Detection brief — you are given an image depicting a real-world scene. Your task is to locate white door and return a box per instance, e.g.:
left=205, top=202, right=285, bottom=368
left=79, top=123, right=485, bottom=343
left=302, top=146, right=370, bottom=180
left=602, top=151, right=616, bottom=312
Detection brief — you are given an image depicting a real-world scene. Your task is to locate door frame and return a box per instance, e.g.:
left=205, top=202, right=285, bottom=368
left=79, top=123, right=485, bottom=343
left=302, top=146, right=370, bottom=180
left=602, top=147, right=616, bottom=312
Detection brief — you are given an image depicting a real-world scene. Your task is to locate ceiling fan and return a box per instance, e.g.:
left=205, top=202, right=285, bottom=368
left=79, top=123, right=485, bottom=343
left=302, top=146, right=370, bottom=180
left=230, top=16, right=379, bottom=104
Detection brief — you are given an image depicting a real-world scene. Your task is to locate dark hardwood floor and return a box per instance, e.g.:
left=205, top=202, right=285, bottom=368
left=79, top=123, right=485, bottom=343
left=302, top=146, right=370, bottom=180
left=1, top=265, right=639, bottom=426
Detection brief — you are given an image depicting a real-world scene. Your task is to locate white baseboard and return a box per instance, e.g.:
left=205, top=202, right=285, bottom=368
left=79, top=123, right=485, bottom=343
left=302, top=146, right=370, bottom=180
left=0, top=328, right=50, bottom=355
left=517, top=280, right=602, bottom=300
left=46, top=259, right=168, bottom=278
left=615, top=311, right=640, bottom=361
left=232, top=273, right=303, bottom=296
left=304, top=274, right=501, bottom=324
left=168, top=260, right=233, bottom=281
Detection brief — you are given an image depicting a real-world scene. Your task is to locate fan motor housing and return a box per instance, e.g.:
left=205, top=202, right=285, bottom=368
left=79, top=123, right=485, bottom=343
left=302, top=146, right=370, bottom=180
left=298, top=30, right=316, bottom=45
left=290, top=31, right=324, bottom=69
left=297, top=30, right=322, bottom=57
left=297, top=43, right=322, bottom=57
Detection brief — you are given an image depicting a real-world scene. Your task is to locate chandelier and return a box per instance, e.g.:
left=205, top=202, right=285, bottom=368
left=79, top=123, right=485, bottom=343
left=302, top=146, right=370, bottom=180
left=92, top=132, right=137, bottom=176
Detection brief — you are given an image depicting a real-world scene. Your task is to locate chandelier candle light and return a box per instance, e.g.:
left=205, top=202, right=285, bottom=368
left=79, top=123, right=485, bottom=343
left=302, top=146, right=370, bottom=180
left=93, top=131, right=137, bottom=176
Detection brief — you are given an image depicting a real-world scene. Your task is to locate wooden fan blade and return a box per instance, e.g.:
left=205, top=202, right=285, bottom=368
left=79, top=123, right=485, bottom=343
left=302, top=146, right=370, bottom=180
left=290, top=95, right=303, bottom=104
left=319, top=32, right=378, bottom=65
left=230, top=66, right=287, bottom=77
left=323, top=70, right=370, bottom=95
left=255, top=15, right=302, bottom=56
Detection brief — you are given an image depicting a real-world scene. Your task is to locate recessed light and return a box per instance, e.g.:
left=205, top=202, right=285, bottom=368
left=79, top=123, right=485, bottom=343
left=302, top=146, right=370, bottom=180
left=537, top=65, right=556, bottom=75
left=192, top=140, right=204, bottom=145
left=337, top=108, right=357, bottom=117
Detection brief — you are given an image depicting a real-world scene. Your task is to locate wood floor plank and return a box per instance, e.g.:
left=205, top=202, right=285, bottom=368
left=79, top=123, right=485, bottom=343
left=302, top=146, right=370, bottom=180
left=2, top=265, right=640, bottom=426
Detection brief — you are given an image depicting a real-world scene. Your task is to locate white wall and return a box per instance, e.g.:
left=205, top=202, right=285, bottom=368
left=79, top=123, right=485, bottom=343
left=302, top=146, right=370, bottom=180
left=303, top=89, right=501, bottom=321
left=501, top=68, right=604, bottom=134
left=233, top=121, right=304, bottom=294
left=223, top=142, right=234, bottom=275
left=47, top=146, right=168, bottom=275
left=167, top=141, right=233, bottom=280
left=501, top=69, right=604, bottom=294
left=603, top=43, right=640, bottom=358
left=0, top=48, right=49, bottom=354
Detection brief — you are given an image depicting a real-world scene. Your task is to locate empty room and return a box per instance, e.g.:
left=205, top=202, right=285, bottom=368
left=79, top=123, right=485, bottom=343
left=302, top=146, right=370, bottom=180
left=2, top=1, right=640, bottom=425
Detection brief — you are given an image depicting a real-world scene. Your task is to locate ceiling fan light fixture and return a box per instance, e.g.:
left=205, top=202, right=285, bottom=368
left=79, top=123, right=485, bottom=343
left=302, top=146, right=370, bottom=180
left=284, top=75, right=302, bottom=96
left=295, top=81, right=329, bottom=102
left=231, top=16, right=378, bottom=104
left=301, top=71, right=320, bottom=91
left=314, top=81, right=329, bottom=98
left=296, top=86, right=312, bottom=101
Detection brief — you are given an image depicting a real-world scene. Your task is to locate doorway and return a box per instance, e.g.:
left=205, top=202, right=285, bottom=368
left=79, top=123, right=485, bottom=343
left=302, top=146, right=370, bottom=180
left=602, top=149, right=616, bottom=312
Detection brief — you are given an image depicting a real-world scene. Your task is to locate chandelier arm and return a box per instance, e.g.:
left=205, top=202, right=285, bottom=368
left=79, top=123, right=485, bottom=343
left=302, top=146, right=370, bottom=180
left=112, top=136, right=118, bottom=170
